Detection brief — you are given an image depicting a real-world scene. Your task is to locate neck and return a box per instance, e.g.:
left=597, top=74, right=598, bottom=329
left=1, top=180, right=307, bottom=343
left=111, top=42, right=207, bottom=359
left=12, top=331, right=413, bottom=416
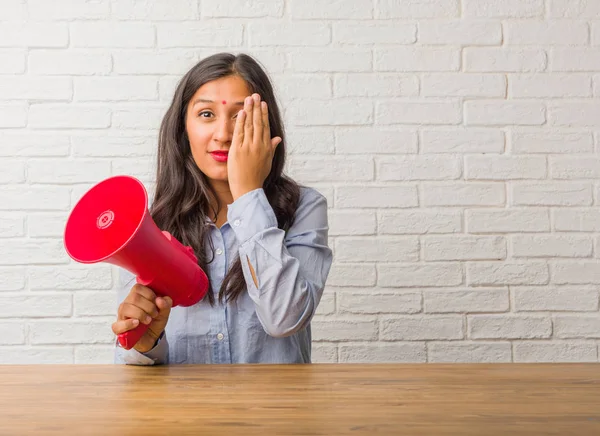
left=208, top=180, right=233, bottom=224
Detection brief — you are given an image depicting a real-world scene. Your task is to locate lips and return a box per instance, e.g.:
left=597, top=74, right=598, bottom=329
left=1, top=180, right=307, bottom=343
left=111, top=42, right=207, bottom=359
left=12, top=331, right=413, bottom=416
left=210, top=150, right=228, bottom=162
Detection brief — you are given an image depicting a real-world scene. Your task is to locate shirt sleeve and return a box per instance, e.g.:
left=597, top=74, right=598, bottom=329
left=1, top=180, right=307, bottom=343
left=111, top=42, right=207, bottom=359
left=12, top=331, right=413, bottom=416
left=113, top=331, right=169, bottom=365
left=226, top=187, right=333, bottom=338
left=113, top=269, right=169, bottom=365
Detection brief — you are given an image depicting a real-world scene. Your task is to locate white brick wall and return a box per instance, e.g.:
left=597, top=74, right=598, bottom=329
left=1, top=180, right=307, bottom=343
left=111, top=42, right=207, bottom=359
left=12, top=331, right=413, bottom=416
left=1, top=0, right=599, bottom=364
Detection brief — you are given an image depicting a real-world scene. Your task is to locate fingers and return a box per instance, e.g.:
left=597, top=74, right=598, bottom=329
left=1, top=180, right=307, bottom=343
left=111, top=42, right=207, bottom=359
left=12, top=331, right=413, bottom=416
left=118, top=284, right=158, bottom=322
left=252, top=94, right=263, bottom=147
left=242, top=93, right=278, bottom=153
left=130, top=284, right=156, bottom=303
left=261, top=101, right=271, bottom=148
left=243, top=95, right=254, bottom=146
left=156, top=296, right=172, bottom=309
left=257, top=95, right=279, bottom=152
left=113, top=285, right=174, bottom=348
left=232, top=109, right=245, bottom=148
left=119, top=302, right=155, bottom=325
left=112, top=296, right=172, bottom=338
left=271, top=137, right=282, bottom=149
left=111, top=318, right=139, bottom=335
left=128, top=292, right=159, bottom=319
left=144, top=296, right=173, bottom=342
left=154, top=296, right=173, bottom=321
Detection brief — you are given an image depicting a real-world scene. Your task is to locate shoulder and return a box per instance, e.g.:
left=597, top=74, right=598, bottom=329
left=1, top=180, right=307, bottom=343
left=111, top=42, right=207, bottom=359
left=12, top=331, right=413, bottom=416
left=288, top=186, right=329, bottom=232
left=298, top=186, right=328, bottom=210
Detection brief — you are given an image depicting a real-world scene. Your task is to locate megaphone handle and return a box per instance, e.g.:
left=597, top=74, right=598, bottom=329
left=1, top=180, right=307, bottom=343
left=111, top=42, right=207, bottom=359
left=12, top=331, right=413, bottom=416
left=117, top=322, right=150, bottom=350
left=116, top=232, right=197, bottom=350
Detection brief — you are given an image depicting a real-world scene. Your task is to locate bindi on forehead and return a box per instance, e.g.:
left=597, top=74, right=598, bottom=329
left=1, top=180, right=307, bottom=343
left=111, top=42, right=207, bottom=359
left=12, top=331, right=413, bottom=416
left=222, top=100, right=227, bottom=104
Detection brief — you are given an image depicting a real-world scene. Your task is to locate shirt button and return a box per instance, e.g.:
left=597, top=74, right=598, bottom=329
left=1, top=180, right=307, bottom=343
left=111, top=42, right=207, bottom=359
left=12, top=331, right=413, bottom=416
left=233, top=219, right=241, bottom=227
left=217, top=333, right=224, bottom=341
left=216, top=248, right=223, bottom=255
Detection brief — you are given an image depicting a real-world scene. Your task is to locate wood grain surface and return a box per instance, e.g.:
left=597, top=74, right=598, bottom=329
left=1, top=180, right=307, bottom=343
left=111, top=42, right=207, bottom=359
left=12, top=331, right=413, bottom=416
left=1, top=364, right=599, bottom=435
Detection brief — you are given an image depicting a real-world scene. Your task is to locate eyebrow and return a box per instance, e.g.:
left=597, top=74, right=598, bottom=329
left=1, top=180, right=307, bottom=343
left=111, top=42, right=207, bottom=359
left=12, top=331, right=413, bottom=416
left=192, top=98, right=245, bottom=107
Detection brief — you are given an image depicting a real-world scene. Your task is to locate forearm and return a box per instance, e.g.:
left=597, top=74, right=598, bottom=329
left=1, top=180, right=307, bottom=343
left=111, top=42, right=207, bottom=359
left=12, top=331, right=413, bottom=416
left=227, top=188, right=332, bottom=338
left=240, top=237, right=323, bottom=337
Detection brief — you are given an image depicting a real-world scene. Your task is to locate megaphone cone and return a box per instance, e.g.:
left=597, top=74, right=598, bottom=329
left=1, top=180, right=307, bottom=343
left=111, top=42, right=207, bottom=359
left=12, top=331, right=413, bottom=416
left=64, top=176, right=209, bottom=350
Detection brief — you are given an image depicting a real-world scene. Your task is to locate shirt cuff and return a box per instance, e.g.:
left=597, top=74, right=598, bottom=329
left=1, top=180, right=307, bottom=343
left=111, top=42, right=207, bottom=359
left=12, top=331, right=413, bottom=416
left=227, top=188, right=277, bottom=245
left=114, top=331, right=168, bottom=366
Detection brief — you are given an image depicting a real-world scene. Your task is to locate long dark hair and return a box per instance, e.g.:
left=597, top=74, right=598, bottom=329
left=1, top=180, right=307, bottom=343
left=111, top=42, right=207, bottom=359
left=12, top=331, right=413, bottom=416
left=151, top=53, right=300, bottom=305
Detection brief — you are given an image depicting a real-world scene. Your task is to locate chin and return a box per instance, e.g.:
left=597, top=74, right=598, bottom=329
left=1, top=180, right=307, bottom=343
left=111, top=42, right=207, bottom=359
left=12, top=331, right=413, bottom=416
left=194, top=162, right=227, bottom=182
left=203, top=170, right=228, bottom=183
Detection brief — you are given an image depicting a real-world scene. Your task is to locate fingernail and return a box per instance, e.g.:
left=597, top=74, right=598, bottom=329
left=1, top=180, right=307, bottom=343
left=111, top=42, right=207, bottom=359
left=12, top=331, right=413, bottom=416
left=145, top=316, right=152, bottom=324
left=132, top=319, right=139, bottom=326
left=253, top=94, right=260, bottom=102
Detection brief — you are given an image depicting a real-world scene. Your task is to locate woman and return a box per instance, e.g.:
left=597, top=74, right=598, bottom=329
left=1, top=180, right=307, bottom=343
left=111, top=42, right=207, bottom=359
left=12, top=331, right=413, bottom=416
left=112, top=53, right=332, bottom=365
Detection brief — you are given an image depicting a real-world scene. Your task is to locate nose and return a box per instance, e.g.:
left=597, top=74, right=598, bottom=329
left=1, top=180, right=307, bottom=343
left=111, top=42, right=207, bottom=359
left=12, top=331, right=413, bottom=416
left=213, top=117, right=233, bottom=145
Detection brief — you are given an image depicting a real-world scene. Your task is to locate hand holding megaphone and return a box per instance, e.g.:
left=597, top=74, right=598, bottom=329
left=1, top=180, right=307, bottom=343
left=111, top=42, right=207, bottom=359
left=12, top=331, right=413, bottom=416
left=111, top=283, right=173, bottom=353
left=63, top=176, right=209, bottom=350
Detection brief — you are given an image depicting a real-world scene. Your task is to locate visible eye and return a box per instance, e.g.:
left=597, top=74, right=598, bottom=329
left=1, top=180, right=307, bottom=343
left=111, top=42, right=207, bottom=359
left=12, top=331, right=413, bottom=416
left=198, top=111, right=213, bottom=118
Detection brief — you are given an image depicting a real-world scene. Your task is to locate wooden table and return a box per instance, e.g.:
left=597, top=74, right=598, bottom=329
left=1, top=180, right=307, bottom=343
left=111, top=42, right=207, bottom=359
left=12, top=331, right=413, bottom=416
left=1, top=364, right=599, bottom=435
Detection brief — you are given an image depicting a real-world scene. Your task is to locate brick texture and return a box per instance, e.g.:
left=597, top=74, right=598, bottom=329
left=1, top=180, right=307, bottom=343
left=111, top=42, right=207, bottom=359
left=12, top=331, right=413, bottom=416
left=2, top=0, right=599, bottom=364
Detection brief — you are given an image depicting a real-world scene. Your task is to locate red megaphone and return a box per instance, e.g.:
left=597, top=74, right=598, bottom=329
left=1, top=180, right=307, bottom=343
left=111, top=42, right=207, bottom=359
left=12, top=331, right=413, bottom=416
left=63, top=175, right=209, bottom=350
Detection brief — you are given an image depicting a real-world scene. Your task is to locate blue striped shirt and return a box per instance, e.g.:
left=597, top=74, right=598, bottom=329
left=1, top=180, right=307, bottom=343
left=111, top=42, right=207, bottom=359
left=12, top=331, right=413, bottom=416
left=114, top=187, right=332, bottom=365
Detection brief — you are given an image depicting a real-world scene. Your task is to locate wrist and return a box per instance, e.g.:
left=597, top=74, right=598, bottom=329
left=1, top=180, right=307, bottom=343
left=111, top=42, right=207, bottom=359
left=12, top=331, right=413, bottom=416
left=133, top=330, right=163, bottom=354
left=231, top=185, right=262, bottom=202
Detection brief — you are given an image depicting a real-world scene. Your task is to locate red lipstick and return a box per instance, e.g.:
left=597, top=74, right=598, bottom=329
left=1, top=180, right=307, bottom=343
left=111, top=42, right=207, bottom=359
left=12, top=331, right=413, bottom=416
left=210, top=150, right=228, bottom=162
